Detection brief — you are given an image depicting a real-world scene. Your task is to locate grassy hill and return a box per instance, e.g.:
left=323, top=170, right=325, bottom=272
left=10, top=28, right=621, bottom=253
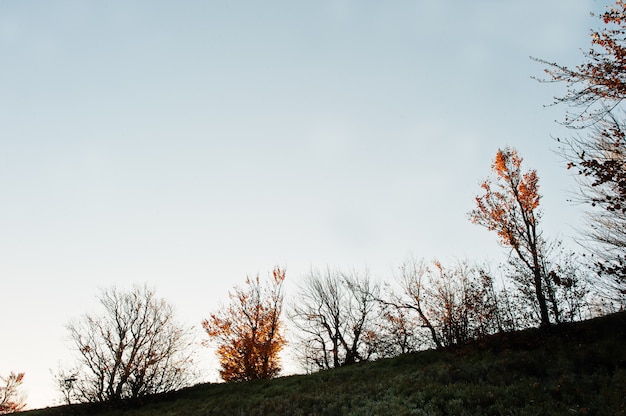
left=22, top=312, right=626, bottom=416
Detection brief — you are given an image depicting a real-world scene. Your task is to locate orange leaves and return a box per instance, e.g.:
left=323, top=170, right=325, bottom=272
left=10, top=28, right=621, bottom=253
left=469, top=148, right=541, bottom=248
left=470, top=148, right=553, bottom=326
left=537, top=1, right=626, bottom=124
left=272, top=266, right=286, bottom=285
left=0, top=372, right=26, bottom=414
left=202, top=267, right=286, bottom=382
left=492, top=148, right=524, bottom=183
left=492, top=148, right=511, bottom=178
left=519, top=171, right=540, bottom=212
left=203, top=313, right=232, bottom=338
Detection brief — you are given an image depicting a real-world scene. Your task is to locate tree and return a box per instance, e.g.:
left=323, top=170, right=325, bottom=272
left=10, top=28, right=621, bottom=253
left=559, top=111, right=626, bottom=298
left=536, top=1, right=626, bottom=299
left=504, top=239, right=591, bottom=325
left=0, top=372, right=26, bottom=414
left=369, top=298, right=424, bottom=358
left=59, top=285, right=196, bottom=403
left=202, top=267, right=286, bottom=382
left=289, top=268, right=380, bottom=371
left=383, top=258, right=443, bottom=349
left=470, top=148, right=553, bottom=326
left=381, top=257, right=503, bottom=350
left=535, top=1, right=626, bottom=126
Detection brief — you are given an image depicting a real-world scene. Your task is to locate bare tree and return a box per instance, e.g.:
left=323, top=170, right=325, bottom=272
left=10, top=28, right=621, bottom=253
left=368, top=300, right=424, bottom=358
left=382, top=257, right=503, bottom=349
left=0, top=372, right=26, bottom=414
left=58, top=285, right=196, bottom=403
left=384, top=258, right=444, bottom=349
left=289, top=268, right=380, bottom=371
left=53, top=367, right=78, bottom=406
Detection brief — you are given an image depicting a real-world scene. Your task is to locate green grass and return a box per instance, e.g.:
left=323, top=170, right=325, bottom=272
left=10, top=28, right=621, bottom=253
left=22, top=312, right=626, bottom=416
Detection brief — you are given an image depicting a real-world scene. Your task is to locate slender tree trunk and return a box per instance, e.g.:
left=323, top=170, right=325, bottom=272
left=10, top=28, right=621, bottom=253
left=529, top=221, right=551, bottom=327
left=532, top=267, right=551, bottom=327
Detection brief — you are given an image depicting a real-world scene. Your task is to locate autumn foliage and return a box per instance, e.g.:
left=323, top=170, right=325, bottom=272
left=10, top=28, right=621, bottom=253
left=203, top=268, right=286, bottom=382
left=471, top=149, right=540, bottom=244
left=537, top=1, right=626, bottom=124
left=470, top=148, right=552, bottom=326
left=537, top=0, right=626, bottom=297
left=0, top=372, right=26, bottom=414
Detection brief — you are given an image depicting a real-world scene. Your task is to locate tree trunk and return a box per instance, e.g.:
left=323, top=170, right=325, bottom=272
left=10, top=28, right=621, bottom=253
left=533, top=268, right=551, bottom=327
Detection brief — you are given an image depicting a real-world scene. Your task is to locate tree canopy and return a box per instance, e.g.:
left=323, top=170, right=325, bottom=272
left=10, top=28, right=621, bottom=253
left=203, top=268, right=286, bottom=382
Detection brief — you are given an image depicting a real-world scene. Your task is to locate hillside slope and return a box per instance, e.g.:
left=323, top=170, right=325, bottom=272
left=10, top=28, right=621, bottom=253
left=22, top=312, right=626, bottom=416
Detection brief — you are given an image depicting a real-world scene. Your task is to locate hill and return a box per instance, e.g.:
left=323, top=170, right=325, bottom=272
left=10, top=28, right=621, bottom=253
left=21, top=312, right=626, bottom=416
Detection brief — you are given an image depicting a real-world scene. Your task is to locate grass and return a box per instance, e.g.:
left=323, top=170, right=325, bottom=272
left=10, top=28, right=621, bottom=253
left=21, top=312, right=626, bottom=416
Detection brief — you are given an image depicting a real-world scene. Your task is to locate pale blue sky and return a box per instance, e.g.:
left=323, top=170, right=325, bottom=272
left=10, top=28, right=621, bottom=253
left=0, top=0, right=608, bottom=408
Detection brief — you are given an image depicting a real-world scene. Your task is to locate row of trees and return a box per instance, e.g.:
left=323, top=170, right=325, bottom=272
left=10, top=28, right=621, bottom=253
left=35, top=144, right=621, bottom=406
left=197, top=135, right=609, bottom=379
left=196, top=132, right=616, bottom=376
left=52, top=240, right=602, bottom=402
left=11, top=142, right=604, bottom=408
left=233, top=0, right=617, bottom=387
left=6, top=1, right=626, bottom=411
left=50, top=240, right=597, bottom=406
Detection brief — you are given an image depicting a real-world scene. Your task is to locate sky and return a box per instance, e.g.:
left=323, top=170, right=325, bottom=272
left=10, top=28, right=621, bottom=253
left=0, top=0, right=611, bottom=409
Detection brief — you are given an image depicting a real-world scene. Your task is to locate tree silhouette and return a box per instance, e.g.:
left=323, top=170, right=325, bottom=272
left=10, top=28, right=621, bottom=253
left=289, top=268, right=380, bottom=370
left=203, top=267, right=286, bottom=382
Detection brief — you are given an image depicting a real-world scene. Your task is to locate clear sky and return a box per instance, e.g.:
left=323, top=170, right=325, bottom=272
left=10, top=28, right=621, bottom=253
left=0, top=0, right=610, bottom=409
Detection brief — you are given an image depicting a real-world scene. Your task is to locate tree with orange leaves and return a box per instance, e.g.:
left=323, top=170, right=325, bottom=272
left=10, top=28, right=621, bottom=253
left=535, top=1, right=626, bottom=298
left=470, top=148, right=553, bottom=327
left=535, top=1, right=626, bottom=125
left=0, top=372, right=26, bottom=414
left=203, top=268, right=286, bottom=382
